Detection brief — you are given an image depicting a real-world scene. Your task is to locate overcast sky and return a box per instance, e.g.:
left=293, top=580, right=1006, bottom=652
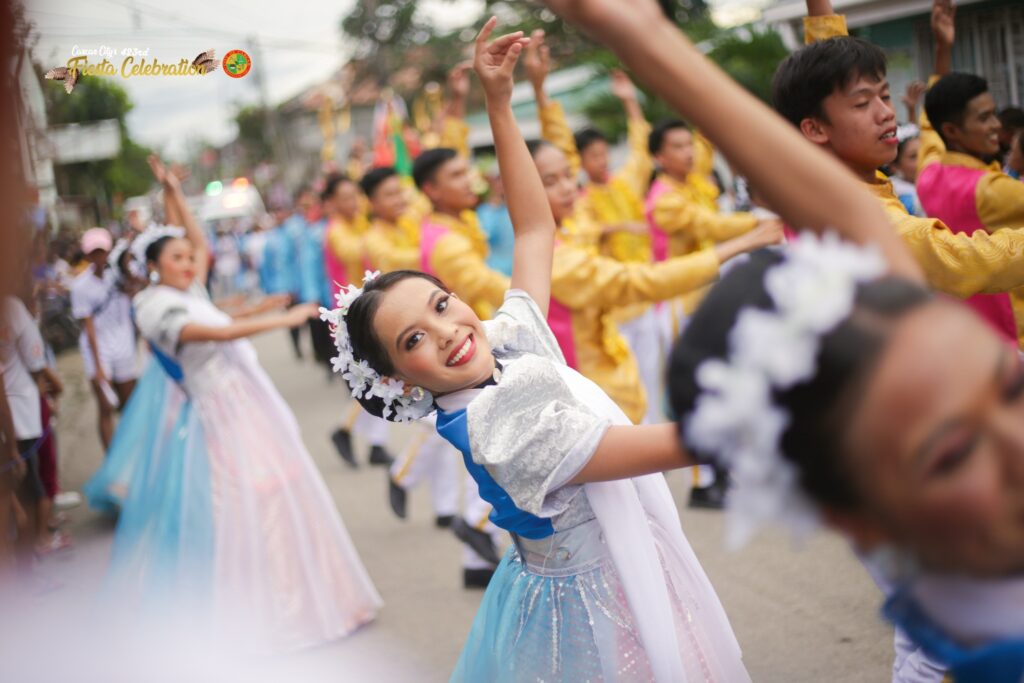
left=27, top=0, right=772, bottom=159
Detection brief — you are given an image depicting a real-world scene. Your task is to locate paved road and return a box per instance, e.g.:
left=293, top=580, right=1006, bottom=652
left=27, top=329, right=893, bottom=682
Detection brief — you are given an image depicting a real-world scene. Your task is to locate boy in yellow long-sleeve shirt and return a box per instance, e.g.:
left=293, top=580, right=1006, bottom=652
left=774, top=0, right=1024, bottom=353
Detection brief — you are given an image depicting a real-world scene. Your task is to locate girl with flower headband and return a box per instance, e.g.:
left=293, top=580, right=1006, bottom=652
left=529, top=1, right=1024, bottom=681
left=99, top=155, right=381, bottom=652
left=327, top=19, right=764, bottom=681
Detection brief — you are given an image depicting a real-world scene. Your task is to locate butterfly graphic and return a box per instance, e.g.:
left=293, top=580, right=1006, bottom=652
left=191, top=49, right=218, bottom=75
left=44, top=67, right=79, bottom=94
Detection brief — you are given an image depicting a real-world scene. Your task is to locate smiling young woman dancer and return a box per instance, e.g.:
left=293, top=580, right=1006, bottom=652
left=323, top=19, right=760, bottom=682
left=520, top=1, right=1024, bottom=682
left=106, top=155, right=381, bottom=653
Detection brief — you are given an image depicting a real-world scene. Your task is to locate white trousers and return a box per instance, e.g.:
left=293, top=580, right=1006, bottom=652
left=389, top=422, right=460, bottom=518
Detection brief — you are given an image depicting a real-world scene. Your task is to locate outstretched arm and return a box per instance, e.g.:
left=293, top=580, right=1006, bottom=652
left=569, top=424, right=694, bottom=484
left=148, top=155, right=210, bottom=285
left=542, top=0, right=921, bottom=281
left=178, top=302, right=316, bottom=343
left=474, top=18, right=556, bottom=315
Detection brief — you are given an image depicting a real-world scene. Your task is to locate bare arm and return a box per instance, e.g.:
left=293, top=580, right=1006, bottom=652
left=569, top=423, right=693, bottom=484
left=806, top=0, right=833, bottom=16
left=148, top=155, right=210, bottom=285
left=932, top=0, right=955, bottom=77
left=475, top=19, right=556, bottom=315
left=543, top=0, right=922, bottom=281
left=178, top=303, right=316, bottom=344
left=81, top=316, right=106, bottom=385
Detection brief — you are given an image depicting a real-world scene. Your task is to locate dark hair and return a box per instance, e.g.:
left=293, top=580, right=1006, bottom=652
left=648, top=118, right=690, bottom=155
left=574, top=128, right=607, bottom=154
left=412, top=148, right=457, bottom=190
left=772, top=37, right=888, bottom=128
left=145, top=235, right=174, bottom=264
left=344, top=270, right=451, bottom=419
left=526, top=138, right=554, bottom=158
left=360, top=166, right=398, bottom=199
left=667, top=249, right=932, bottom=511
left=321, top=173, right=353, bottom=203
left=924, top=72, right=990, bottom=146
left=999, top=106, right=1024, bottom=132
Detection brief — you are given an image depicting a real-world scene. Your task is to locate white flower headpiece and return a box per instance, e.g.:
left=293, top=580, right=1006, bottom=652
left=686, top=232, right=887, bottom=550
left=322, top=270, right=435, bottom=423
left=131, top=223, right=186, bottom=272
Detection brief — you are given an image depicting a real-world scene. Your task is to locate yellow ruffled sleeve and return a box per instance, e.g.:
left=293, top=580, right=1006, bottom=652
left=538, top=100, right=582, bottom=178
left=803, top=14, right=848, bottom=43
left=652, top=186, right=757, bottom=243
left=440, top=116, right=470, bottom=158
left=975, top=171, right=1024, bottom=231
left=326, top=222, right=366, bottom=281
left=550, top=242, right=719, bottom=310
left=613, top=116, right=654, bottom=200
left=365, top=226, right=419, bottom=273
left=428, top=232, right=509, bottom=319
left=917, top=75, right=946, bottom=176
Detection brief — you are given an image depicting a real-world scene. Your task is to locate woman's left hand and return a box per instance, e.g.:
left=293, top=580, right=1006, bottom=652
left=473, top=17, right=529, bottom=105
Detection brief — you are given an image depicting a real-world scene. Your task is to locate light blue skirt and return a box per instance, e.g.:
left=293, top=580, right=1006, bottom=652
left=84, top=360, right=184, bottom=515
left=452, top=521, right=656, bottom=682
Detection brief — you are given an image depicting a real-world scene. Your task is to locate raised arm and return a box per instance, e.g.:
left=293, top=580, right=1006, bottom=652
left=148, top=155, right=210, bottom=285
left=542, top=0, right=921, bottom=281
left=474, top=18, right=556, bottom=315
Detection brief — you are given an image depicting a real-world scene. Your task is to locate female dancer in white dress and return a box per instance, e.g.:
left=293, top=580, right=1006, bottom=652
left=108, top=156, right=381, bottom=653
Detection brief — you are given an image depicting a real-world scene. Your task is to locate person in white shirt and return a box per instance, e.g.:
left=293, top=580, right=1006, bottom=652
left=1, top=295, right=68, bottom=558
left=70, top=228, right=138, bottom=449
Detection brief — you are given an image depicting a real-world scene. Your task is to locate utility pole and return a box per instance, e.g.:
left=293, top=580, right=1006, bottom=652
left=247, top=35, right=284, bottom=169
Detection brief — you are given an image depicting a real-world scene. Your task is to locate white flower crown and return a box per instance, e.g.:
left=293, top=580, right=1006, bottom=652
left=131, top=224, right=186, bottom=271
left=685, top=232, right=887, bottom=549
left=322, top=270, right=435, bottom=423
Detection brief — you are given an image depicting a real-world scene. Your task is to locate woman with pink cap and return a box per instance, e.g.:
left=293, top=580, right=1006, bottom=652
left=70, top=226, right=138, bottom=449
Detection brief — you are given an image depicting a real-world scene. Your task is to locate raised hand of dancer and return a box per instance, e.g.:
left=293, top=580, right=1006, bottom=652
left=523, top=29, right=551, bottom=97
left=902, top=81, right=927, bottom=122
left=474, top=19, right=529, bottom=105
left=932, top=0, right=956, bottom=75
left=444, top=61, right=473, bottom=120
left=475, top=17, right=556, bottom=315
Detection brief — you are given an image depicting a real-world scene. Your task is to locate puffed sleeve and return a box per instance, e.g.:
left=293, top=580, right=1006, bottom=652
left=133, top=288, right=190, bottom=357
left=467, top=354, right=611, bottom=517
left=484, top=289, right=565, bottom=364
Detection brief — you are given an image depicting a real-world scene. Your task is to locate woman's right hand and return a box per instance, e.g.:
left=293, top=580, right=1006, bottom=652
left=283, top=303, right=319, bottom=328
left=523, top=29, right=550, bottom=93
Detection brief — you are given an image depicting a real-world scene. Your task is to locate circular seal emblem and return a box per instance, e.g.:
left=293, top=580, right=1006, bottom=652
left=222, top=49, right=252, bottom=79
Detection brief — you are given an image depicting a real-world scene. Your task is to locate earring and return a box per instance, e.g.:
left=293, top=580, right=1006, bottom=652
left=410, top=386, right=426, bottom=402
left=149, top=271, right=160, bottom=284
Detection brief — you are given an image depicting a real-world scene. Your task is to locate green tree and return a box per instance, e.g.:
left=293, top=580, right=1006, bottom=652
left=41, top=72, right=153, bottom=219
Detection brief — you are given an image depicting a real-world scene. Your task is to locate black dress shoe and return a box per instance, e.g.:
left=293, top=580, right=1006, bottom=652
left=688, top=480, right=728, bottom=510
left=368, top=445, right=394, bottom=467
left=451, top=517, right=502, bottom=566
left=463, top=567, right=496, bottom=590
left=389, top=478, right=408, bottom=519
left=434, top=515, right=455, bottom=529
left=331, top=429, right=357, bottom=468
